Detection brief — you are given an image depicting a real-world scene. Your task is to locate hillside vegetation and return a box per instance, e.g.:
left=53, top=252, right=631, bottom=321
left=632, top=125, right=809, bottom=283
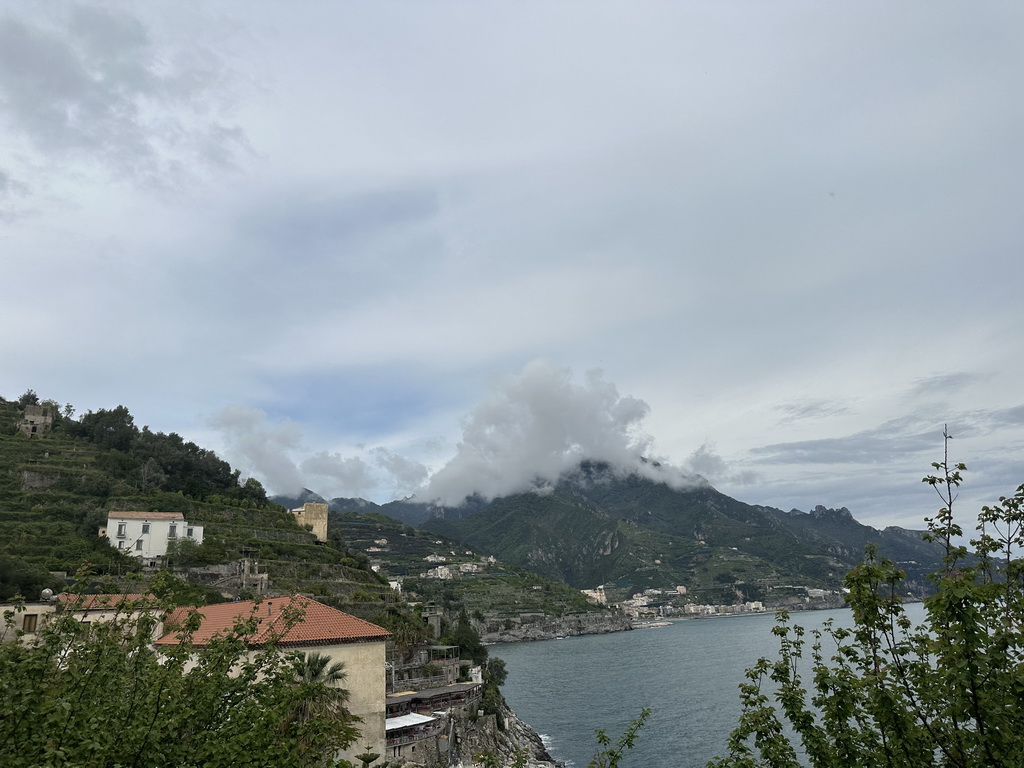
left=331, top=510, right=599, bottom=619
left=0, top=393, right=388, bottom=604
left=1, top=392, right=601, bottom=637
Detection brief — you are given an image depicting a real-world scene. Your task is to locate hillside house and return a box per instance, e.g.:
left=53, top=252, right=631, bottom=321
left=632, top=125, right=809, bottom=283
left=101, top=511, right=203, bottom=560
left=421, top=565, right=454, bottom=580
left=2, top=592, right=160, bottom=644
left=0, top=599, right=57, bottom=642
left=155, top=595, right=390, bottom=764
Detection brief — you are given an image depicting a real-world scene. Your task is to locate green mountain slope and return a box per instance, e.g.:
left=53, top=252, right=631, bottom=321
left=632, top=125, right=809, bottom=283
left=415, top=461, right=944, bottom=600
left=330, top=510, right=600, bottom=619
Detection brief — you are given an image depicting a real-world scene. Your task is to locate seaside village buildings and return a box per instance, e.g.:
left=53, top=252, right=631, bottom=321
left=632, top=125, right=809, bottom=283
left=3, top=590, right=484, bottom=767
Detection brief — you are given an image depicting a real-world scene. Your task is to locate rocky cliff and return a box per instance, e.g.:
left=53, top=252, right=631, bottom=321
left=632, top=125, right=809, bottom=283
left=455, top=701, right=557, bottom=767
left=481, top=611, right=632, bottom=643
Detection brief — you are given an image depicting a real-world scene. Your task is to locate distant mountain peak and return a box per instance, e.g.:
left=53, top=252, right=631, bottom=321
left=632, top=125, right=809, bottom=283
left=809, top=505, right=854, bottom=521
left=270, top=488, right=327, bottom=509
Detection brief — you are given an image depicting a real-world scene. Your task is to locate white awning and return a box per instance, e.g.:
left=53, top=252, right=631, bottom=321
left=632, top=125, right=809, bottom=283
left=386, top=713, right=437, bottom=731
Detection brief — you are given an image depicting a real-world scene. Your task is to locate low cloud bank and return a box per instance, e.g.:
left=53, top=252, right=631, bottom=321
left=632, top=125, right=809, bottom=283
left=208, top=405, right=305, bottom=493
left=209, top=361, right=727, bottom=505
left=423, top=360, right=699, bottom=506
left=208, top=406, right=430, bottom=501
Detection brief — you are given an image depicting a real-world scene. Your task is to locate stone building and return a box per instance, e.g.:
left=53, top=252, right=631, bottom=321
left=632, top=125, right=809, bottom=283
left=18, top=403, right=54, bottom=437
left=290, top=502, right=329, bottom=542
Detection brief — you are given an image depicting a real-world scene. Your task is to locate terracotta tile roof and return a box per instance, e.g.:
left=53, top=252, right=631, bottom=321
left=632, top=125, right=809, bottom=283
left=56, top=593, right=157, bottom=611
left=108, top=511, right=186, bottom=520
left=155, top=595, right=391, bottom=648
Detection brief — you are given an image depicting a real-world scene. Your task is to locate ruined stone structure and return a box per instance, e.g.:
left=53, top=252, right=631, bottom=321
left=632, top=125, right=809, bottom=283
left=18, top=403, right=54, bottom=437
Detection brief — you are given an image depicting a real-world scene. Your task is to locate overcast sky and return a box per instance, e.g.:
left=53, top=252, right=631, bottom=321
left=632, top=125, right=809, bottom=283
left=3, top=1, right=1022, bottom=530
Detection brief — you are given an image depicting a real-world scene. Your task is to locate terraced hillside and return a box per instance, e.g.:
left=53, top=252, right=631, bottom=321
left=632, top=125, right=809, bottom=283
left=332, top=510, right=602, bottom=620
left=0, top=394, right=389, bottom=604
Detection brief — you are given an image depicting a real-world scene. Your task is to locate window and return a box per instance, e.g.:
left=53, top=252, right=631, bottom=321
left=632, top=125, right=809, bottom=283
left=118, top=541, right=125, bottom=549
left=186, top=527, right=194, bottom=538
left=141, top=523, right=150, bottom=534
left=22, top=614, right=38, bottom=632
left=116, top=523, right=127, bottom=537
left=135, top=540, right=143, bottom=551
left=168, top=525, right=177, bottom=539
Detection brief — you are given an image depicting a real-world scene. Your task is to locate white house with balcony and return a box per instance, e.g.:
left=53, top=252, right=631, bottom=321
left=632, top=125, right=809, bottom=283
left=101, top=511, right=203, bottom=558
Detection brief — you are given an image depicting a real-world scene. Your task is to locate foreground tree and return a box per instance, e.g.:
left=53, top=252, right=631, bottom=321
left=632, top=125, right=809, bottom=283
left=0, top=597, right=358, bottom=768
left=711, top=432, right=1024, bottom=768
left=292, top=651, right=357, bottom=737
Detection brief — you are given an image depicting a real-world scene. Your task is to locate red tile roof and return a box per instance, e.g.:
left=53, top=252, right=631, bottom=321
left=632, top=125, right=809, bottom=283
left=108, top=511, right=185, bottom=520
left=155, top=595, right=391, bottom=648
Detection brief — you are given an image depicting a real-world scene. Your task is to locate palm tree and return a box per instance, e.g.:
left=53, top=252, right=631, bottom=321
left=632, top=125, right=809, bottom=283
left=281, top=651, right=361, bottom=766
left=293, top=652, right=351, bottom=723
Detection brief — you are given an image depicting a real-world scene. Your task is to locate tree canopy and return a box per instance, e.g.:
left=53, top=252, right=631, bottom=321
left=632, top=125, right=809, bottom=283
left=0, top=597, right=359, bottom=768
left=711, top=433, right=1024, bottom=767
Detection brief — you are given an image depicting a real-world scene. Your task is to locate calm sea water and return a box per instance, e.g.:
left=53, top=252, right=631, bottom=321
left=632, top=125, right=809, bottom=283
left=495, top=604, right=926, bottom=768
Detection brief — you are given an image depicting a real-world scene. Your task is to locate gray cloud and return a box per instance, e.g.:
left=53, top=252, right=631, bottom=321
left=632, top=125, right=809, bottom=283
left=907, top=372, right=984, bottom=399
left=0, top=167, right=30, bottom=220
left=300, top=452, right=376, bottom=499
left=776, top=398, right=851, bottom=425
left=371, top=448, right=430, bottom=499
left=685, top=441, right=762, bottom=487
left=208, top=406, right=432, bottom=502
left=208, top=405, right=304, bottom=495
left=686, top=441, right=727, bottom=479
left=750, top=417, right=942, bottom=466
left=0, top=5, right=248, bottom=190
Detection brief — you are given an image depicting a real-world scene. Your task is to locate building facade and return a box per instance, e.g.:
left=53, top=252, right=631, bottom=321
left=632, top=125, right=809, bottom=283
left=290, top=502, right=328, bottom=542
left=101, top=511, right=204, bottom=559
left=18, top=403, right=54, bottom=437
left=1, top=593, right=160, bottom=644
left=155, top=595, right=390, bottom=764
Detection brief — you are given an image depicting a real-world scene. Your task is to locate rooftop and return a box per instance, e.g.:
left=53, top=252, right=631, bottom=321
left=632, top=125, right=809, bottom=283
left=155, top=595, right=391, bottom=648
left=107, top=511, right=186, bottom=521
left=386, top=713, right=437, bottom=731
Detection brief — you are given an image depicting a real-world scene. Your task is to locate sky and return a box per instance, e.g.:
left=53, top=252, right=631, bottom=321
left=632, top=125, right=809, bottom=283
left=2, top=1, right=1023, bottom=531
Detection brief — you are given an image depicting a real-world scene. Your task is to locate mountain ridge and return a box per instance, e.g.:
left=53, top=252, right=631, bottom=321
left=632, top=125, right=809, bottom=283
left=305, top=460, right=944, bottom=603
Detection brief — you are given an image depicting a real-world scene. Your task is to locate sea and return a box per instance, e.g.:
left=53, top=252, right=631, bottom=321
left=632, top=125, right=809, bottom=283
left=494, top=603, right=927, bottom=768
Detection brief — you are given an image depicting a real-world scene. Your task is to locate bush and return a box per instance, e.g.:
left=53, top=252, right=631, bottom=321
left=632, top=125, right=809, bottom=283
left=0, top=596, right=358, bottom=767
left=712, top=433, right=1024, bottom=767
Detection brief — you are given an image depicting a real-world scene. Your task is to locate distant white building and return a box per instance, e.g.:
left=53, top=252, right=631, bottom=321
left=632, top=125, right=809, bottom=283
left=421, top=565, right=454, bottom=580
left=101, top=511, right=203, bottom=559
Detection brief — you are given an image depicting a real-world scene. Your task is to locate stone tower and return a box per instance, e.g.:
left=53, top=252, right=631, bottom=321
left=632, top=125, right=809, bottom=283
left=290, top=502, right=328, bottom=543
